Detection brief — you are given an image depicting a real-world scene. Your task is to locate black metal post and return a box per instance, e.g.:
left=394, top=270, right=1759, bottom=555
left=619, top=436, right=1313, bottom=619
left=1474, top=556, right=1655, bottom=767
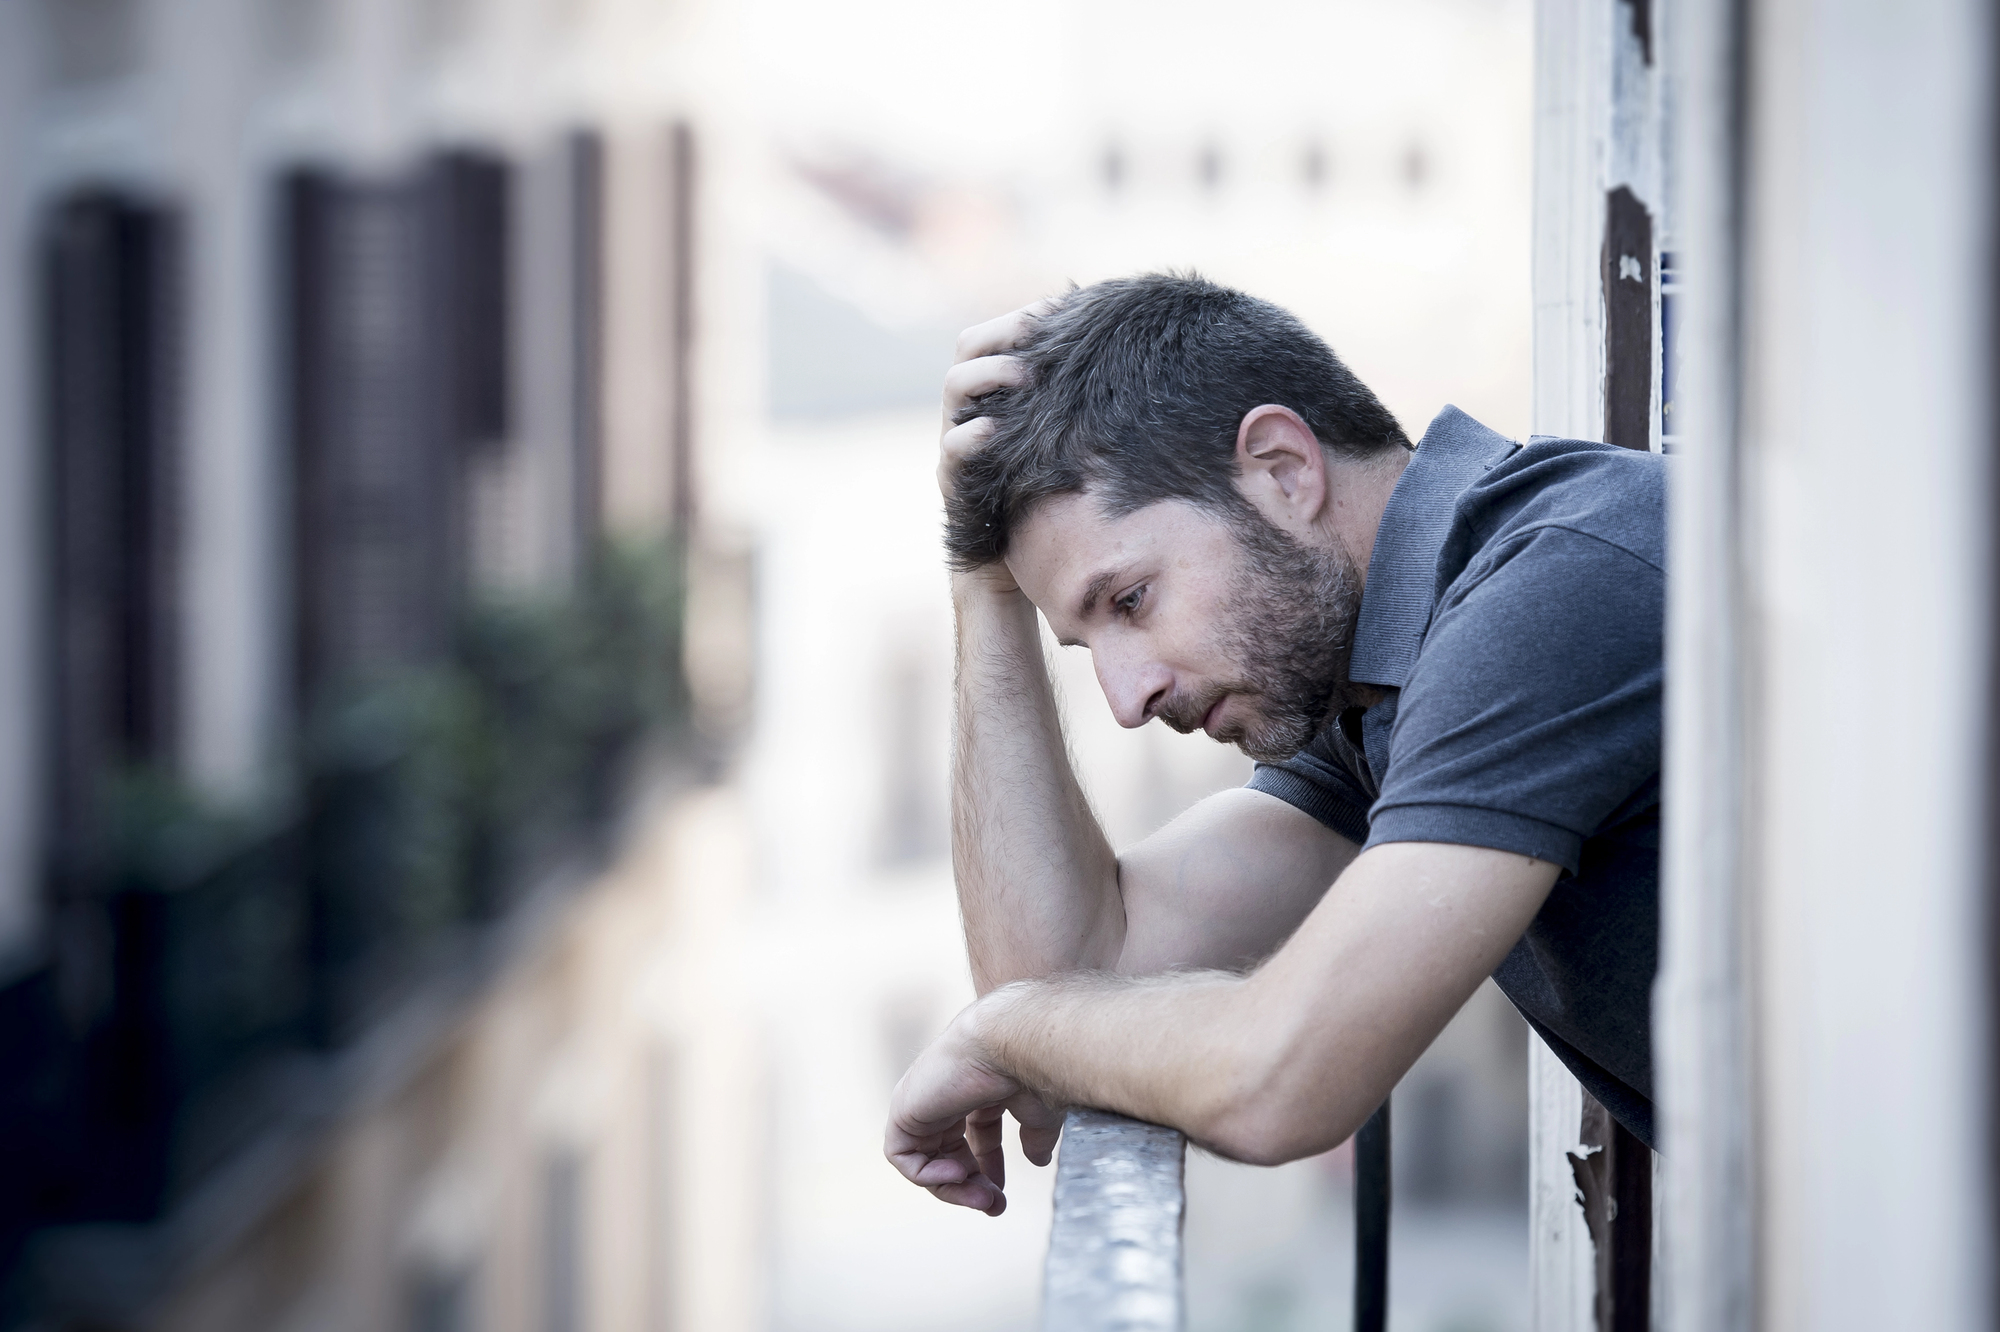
left=1609, top=1120, right=1653, bottom=1332
left=1354, top=1097, right=1390, bottom=1332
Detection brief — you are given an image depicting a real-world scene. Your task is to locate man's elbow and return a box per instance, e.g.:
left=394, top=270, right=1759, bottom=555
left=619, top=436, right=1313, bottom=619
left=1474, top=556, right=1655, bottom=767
left=1192, top=1030, right=1373, bottom=1168
left=1200, top=1094, right=1357, bottom=1168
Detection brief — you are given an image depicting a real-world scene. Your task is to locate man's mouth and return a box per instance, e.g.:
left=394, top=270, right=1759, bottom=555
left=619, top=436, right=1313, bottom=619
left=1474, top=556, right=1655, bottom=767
left=1201, top=696, right=1227, bottom=737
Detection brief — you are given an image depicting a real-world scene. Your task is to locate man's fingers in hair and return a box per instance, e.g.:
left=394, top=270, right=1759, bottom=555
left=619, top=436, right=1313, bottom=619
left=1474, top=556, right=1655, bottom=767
left=941, top=416, right=995, bottom=460
left=953, top=298, right=1056, bottom=364
left=937, top=417, right=994, bottom=497
left=942, top=355, right=1025, bottom=420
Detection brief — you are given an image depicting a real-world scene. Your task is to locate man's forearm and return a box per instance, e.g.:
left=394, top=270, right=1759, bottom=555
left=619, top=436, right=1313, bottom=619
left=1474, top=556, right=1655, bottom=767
left=953, top=577, right=1123, bottom=990
left=972, top=971, right=1271, bottom=1146
left=950, top=843, right=1562, bottom=1165
left=961, top=967, right=1370, bottom=1165
left=886, top=844, right=1560, bottom=1214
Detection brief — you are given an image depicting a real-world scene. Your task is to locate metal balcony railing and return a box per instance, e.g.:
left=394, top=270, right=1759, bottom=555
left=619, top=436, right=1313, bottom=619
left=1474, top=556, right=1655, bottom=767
left=1041, top=1098, right=1392, bottom=1332
left=1042, top=1111, right=1187, bottom=1331
left=0, top=544, right=687, bottom=1310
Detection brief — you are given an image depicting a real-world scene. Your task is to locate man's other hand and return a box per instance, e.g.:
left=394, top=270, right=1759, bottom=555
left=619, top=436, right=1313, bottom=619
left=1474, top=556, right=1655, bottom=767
left=884, top=991, right=1066, bottom=1216
left=938, top=301, right=1052, bottom=505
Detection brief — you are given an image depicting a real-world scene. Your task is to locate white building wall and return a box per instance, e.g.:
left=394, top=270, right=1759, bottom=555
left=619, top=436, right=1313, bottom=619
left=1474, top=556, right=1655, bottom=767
left=159, top=0, right=289, bottom=799
left=1654, top=0, right=1996, bottom=1326
left=1527, top=1, right=1661, bottom=1325
left=1531, top=0, right=1613, bottom=453
left=1656, top=1, right=1754, bottom=1328
left=1742, top=0, right=1992, bottom=1327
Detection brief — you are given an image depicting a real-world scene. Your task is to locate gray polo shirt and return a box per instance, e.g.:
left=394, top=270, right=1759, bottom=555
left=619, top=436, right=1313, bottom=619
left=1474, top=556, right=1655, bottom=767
left=1248, top=405, right=1663, bottom=1147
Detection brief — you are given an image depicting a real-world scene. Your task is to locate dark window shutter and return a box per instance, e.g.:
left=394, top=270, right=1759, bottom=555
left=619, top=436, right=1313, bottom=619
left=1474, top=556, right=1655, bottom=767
left=282, top=167, right=455, bottom=714
left=42, top=191, right=182, bottom=872
left=427, top=149, right=512, bottom=452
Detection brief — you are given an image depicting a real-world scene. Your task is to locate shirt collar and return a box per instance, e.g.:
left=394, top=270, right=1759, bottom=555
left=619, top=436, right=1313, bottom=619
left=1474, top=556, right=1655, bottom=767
left=1346, top=405, right=1519, bottom=689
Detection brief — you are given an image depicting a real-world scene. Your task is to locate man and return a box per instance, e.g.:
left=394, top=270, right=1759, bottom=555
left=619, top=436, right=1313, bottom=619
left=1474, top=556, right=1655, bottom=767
left=885, top=273, right=1662, bottom=1216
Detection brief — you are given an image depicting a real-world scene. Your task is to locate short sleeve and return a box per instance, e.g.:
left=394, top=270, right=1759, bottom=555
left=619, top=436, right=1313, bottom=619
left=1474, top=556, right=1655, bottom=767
left=1364, top=526, right=1663, bottom=873
left=1246, top=733, right=1372, bottom=846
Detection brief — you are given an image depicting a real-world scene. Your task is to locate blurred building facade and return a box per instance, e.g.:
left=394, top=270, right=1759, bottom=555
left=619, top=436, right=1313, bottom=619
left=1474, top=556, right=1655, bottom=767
left=1, top=1, right=1567, bottom=1331
left=0, top=1, right=759, bottom=1329
left=733, top=5, right=1542, bottom=1329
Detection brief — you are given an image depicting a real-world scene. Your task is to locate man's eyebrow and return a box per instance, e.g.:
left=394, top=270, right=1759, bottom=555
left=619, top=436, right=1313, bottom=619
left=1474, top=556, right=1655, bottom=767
left=1076, top=569, right=1121, bottom=617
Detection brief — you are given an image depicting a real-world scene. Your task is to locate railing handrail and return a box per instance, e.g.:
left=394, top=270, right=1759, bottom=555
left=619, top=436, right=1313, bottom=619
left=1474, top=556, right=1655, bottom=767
left=1041, top=1110, right=1187, bottom=1331
left=1040, top=1097, right=1394, bottom=1331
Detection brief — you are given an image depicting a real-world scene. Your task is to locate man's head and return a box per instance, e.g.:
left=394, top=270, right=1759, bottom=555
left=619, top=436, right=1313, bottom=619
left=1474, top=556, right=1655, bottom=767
left=948, top=273, right=1411, bottom=762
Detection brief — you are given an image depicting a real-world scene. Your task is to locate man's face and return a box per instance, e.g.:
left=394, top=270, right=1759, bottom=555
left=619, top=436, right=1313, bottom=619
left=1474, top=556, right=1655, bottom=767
left=1006, top=491, right=1364, bottom=763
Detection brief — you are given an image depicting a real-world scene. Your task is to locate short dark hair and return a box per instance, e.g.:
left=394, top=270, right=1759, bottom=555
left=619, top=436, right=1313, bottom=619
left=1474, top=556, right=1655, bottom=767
left=944, top=272, right=1409, bottom=570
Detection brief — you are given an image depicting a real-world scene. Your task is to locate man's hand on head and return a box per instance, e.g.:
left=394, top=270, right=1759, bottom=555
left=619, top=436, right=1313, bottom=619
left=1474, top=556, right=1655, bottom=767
left=940, top=301, right=1053, bottom=602
left=884, top=988, right=1066, bottom=1216
left=937, top=300, right=1053, bottom=505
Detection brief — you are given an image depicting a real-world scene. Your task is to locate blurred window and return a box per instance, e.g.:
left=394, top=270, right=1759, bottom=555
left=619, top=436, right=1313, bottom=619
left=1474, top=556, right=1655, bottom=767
left=877, top=648, right=945, bottom=865
left=282, top=152, right=513, bottom=711
left=1101, top=143, right=1126, bottom=194
left=408, top=1266, right=477, bottom=1332
left=764, top=262, right=952, bottom=420
left=431, top=152, right=513, bottom=451
left=542, top=1150, right=588, bottom=1332
left=1400, top=1075, right=1462, bottom=1202
left=1402, top=141, right=1430, bottom=190
left=1197, top=143, right=1223, bottom=193
left=283, top=170, right=456, bottom=704
left=41, top=191, right=181, bottom=872
left=263, top=0, right=328, bottom=71
left=41, top=0, right=141, bottom=88
left=419, top=0, right=477, bottom=59
left=1302, top=138, right=1328, bottom=190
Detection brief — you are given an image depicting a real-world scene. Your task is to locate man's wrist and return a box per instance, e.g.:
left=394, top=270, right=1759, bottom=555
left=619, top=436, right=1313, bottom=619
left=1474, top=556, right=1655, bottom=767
left=950, top=566, right=1030, bottom=613
left=954, top=981, right=1034, bottom=1080
left=952, top=574, right=1040, bottom=663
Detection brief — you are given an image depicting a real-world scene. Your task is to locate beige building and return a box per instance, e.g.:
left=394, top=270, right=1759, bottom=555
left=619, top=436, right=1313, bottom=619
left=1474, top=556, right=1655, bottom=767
left=0, top=1, right=766, bottom=1329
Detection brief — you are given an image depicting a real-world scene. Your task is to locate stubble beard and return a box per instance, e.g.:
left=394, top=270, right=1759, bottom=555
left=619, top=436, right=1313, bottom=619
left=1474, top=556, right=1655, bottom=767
left=1154, top=513, right=1366, bottom=764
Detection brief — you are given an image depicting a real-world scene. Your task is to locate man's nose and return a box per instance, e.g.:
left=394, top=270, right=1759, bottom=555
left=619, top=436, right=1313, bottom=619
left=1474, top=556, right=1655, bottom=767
left=1095, top=652, right=1172, bottom=729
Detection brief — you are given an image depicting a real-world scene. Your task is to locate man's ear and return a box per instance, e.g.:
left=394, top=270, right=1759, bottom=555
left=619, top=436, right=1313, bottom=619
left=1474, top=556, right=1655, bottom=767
left=1235, top=405, right=1329, bottom=535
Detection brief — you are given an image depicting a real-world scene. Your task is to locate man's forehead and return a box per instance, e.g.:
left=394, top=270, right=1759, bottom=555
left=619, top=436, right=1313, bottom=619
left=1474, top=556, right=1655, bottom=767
left=1008, top=493, right=1140, bottom=588
left=1013, top=490, right=1117, bottom=551
left=1006, top=493, right=1218, bottom=613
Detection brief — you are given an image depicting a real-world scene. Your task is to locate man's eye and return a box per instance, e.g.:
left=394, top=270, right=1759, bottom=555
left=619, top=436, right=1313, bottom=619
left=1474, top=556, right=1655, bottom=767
left=1115, top=586, right=1146, bottom=616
